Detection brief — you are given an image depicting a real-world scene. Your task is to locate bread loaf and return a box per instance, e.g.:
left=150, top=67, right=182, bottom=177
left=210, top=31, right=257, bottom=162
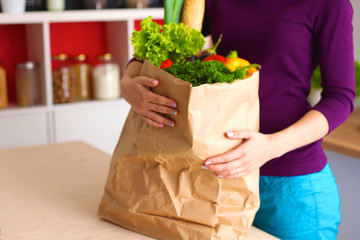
left=181, top=0, right=205, bottom=32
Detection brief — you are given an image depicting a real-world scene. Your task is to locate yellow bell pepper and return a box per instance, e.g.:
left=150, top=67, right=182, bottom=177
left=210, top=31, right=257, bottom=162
left=225, top=57, right=259, bottom=78
left=224, top=57, right=250, bottom=71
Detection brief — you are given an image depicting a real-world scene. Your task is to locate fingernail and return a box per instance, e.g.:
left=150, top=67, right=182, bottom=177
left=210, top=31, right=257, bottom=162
left=226, top=131, right=234, bottom=137
left=170, top=102, right=176, bottom=108
left=152, top=80, right=158, bottom=85
left=168, top=122, right=174, bottom=127
left=205, top=161, right=211, bottom=165
left=158, top=123, right=164, bottom=127
left=201, top=166, right=209, bottom=170
left=218, top=175, right=224, bottom=178
left=171, top=110, right=177, bottom=116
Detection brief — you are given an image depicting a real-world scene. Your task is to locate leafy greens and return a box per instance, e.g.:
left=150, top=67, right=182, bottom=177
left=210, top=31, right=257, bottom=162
left=131, top=16, right=205, bottom=67
left=163, top=60, right=257, bottom=86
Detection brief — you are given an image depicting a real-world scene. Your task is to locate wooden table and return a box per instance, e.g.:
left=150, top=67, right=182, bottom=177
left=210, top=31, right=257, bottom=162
left=0, top=141, right=278, bottom=240
left=323, top=108, right=360, bottom=159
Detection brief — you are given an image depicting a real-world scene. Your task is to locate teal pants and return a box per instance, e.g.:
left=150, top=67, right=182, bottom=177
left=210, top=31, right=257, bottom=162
left=253, top=163, right=341, bottom=240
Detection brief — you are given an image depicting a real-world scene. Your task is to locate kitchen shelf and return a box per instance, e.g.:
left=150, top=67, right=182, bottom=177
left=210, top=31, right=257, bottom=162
left=0, top=105, right=47, bottom=116
left=52, top=98, right=126, bottom=110
left=0, top=8, right=163, bottom=152
left=0, top=8, right=164, bottom=24
left=323, top=107, right=360, bottom=159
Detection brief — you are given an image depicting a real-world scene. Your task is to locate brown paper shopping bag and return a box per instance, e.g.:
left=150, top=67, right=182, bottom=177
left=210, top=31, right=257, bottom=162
left=98, top=60, right=260, bottom=240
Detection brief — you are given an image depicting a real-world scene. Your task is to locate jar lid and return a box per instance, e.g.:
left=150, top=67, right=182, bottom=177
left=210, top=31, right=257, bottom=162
left=97, top=53, right=113, bottom=61
left=17, top=62, right=38, bottom=69
left=52, top=54, right=69, bottom=61
left=74, top=54, right=87, bottom=61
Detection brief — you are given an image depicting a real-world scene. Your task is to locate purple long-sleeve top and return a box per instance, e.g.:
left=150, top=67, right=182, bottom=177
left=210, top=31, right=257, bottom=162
left=203, top=0, right=356, bottom=176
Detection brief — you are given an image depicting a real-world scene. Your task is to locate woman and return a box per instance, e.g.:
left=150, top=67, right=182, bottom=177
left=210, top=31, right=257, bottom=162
left=120, top=0, right=355, bottom=239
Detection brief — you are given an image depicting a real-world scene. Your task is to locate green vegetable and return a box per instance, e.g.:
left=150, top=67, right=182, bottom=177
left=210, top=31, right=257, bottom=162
left=164, top=0, right=184, bottom=24
left=226, top=50, right=239, bottom=59
left=131, top=16, right=205, bottom=67
left=355, top=61, right=360, bottom=97
left=163, top=60, right=254, bottom=86
left=198, top=34, right=222, bottom=60
left=311, top=67, right=322, bottom=90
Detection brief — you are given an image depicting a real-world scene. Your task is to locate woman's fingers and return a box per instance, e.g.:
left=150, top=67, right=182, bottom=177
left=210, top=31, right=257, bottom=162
left=146, top=90, right=177, bottom=112
left=205, top=130, right=255, bottom=165
left=207, top=158, right=248, bottom=176
left=213, top=166, right=248, bottom=178
left=136, top=76, right=159, bottom=88
left=140, top=107, right=176, bottom=127
left=127, top=76, right=178, bottom=127
left=203, top=130, right=261, bottom=178
left=141, top=116, right=165, bottom=128
left=205, top=146, right=245, bottom=166
left=226, top=130, right=254, bottom=139
left=139, top=88, right=177, bottom=128
left=136, top=76, right=177, bottom=109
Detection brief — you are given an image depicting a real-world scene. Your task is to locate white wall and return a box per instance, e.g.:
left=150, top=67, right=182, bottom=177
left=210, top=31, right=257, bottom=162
left=326, top=151, right=360, bottom=239
left=326, top=2, right=360, bottom=239
left=352, top=0, right=360, bottom=61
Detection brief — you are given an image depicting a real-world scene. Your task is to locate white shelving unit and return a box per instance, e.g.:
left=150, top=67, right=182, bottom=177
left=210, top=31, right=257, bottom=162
left=0, top=8, right=164, bottom=153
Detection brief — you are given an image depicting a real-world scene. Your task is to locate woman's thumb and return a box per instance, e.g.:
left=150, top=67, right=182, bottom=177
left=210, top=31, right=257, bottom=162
left=139, top=77, right=159, bottom=87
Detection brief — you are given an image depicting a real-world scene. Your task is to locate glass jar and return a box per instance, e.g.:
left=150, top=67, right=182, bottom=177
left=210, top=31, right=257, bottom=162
left=71, top=54, right=91, bottom=101
left=1, top=0, right=26, bottom=13
left=0, top=62, right=8, bottom=109
left=126, top=0, right=148, bottom=8
left=26, top=0, right=47, bottom=11
left=46, top=0, right=65, bottom=11
left=147, top=0, right=163, bottom=7
left=84, top=0, right=107, bottom=9
left=15, top=62, right=41, bottom=107
left=92, top=53, right=120, bottom=100
left=52, top=54, right=76, bottom=104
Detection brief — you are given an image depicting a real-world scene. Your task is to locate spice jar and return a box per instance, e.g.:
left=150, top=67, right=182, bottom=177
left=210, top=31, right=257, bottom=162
left=15, top=62, right=41, bottom=107
left=71, top=54, right=91, bottom=101
left=0, top=61, right=8, bottom=109
left=52, top=54, right=76, bottom=104
left=92, top=53, right=120, bottom=100
left=84, top=0, right=107, bottom=9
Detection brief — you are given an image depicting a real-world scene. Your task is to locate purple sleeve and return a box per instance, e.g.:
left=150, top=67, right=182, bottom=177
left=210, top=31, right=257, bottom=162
left=126, top=57, right=143, bottom=68
left=312, top=0, right=356, bottom=133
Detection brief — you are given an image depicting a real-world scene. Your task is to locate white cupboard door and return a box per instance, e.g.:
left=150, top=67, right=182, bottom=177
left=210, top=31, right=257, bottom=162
left=53, top=101, right=131, bottom=154
left=0, top=112, right=48, bottom=150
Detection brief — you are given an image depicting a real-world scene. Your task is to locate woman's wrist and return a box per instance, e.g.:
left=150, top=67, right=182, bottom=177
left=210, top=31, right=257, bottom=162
left=269, top=110, right=329, bottom=159
left=269, top=132, right=289, bottom=159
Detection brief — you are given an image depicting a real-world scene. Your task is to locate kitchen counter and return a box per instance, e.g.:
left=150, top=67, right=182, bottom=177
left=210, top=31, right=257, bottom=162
left=0, top=141, right=278, bottom=240
left=323, top=108, right=360, bottom=159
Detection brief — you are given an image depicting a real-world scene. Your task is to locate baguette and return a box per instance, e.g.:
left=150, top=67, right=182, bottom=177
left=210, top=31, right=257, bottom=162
left=181, top=0, right=205, bottom=32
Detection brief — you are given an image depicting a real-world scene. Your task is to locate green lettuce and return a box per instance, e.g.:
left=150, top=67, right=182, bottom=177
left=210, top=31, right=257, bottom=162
left=131, top=16, right=205, bottom=67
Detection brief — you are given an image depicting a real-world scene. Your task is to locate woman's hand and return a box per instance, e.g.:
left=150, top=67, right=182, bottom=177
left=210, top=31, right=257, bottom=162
left=204, top=130, right=280, bottom=178
left=121, top=61, right=177, bottom=128
left=203, top=110, right=330, bottom=178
